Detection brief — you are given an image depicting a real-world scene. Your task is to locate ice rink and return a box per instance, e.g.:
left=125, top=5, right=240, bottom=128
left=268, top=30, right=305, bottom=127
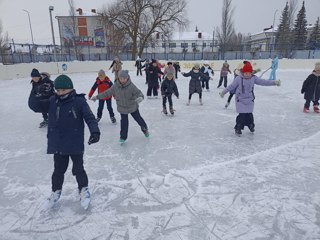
left=0, top=67, right=320, bottom=239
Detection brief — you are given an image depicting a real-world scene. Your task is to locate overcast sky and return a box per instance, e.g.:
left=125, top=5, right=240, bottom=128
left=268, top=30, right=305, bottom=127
left=0, top=0, right=319, bottom=45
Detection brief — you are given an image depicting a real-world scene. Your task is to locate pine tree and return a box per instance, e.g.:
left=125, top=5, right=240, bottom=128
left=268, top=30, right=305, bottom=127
left=308, top=17, right=320, bottom=50
left=276, top=2, right=292, bottom=57
left=292, top=1, right=307, bottom=50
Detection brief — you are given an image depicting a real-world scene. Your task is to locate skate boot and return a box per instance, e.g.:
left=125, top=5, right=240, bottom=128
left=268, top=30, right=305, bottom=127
left=225, top=102, right=230, bottom=108
left=111, top=116, right=116, bottom=123
left=313, top=105, right=320, bottom=113
left=79, top=187, right=91, bottom=210
left=169, top=107, right=174, bottom=115
left=235, top=129, right=242, bottom=136
left=142, top=128, right=150, bottom=138
left=163, top=107, right=168, bottom=115
left=199, top=99, right=203, bottom=105
left=39, top=119, right=48, bottom=128
left=119, top=138, right=126, bottom=145
left=47, top=190, right=62, bottom=208
left=303, top=107, right=309, bottom=113
left=248, top=124, right=255, bottom=133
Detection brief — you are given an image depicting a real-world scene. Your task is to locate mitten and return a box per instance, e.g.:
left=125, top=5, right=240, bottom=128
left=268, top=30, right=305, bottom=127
left=219, top=92, right=225, bottom=98
left=91, top=96, right=98, bottom=102
left=88, top=133, right=100, bottom=145
left=136, top=97, right=143, bottom=104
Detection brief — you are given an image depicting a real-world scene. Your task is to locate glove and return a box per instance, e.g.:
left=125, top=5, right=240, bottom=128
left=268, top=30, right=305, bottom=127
left=135, top=97, right=143, bottom=104
left=219, top=92, right=225, bottom=98
left=274, top=80, right=281, bottom=86
left=301, top=89, right=305, bottom=94
left=88, top=133, right=100, bottom=145
left=91, top=96, right=98, bottom=102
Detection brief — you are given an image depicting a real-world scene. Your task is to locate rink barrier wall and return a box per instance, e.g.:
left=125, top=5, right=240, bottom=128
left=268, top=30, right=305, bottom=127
left=1, top=59, right=320, bottom=80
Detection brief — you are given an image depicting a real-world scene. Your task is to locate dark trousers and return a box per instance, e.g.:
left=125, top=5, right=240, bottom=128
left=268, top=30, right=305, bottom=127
left=136, top=68, right=143, bottom=76
left=120, top=109, right=148, bottom=140
left=227, top=93, right=234, bottom=103
left=201, top=79, right=209, bottom=89
left=235, top=113, right=254, bottom=130
left=145, top=72, right=149, bottom=84
left=163, top=95, right=173, bottom=108
left=218, top=76, right=228, bottom=88
left=97, top=99, right=114, bottom=118
left=52, top=154, right=88, bottom=192
left=147, top=86, right=158, bottom=96
left=304, top=99, right=319, bottom=109
left=188, top=93, right=202, bottom=100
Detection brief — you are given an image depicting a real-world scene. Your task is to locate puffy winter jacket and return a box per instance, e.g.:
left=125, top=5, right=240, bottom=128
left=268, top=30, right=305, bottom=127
left=301, top=72, right=320, bottom=101
left=88, top=77, right=113, bottom=100
left=96, top=77, right=144, bottom=114
left=47, top=90, right=100, bottom=155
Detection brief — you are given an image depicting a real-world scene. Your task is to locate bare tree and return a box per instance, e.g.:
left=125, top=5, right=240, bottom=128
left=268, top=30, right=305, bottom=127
left=0, top=20, right=10, bottom=64
left=101, top=0, right=188, bottom=60
left=288, top=0, right=298, bottom=28
left=217, top=0, right=235, bottom=59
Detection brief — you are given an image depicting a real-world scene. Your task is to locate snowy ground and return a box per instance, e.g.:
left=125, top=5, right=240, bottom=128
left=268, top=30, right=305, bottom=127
left=1, top=68, right=320, bottom=240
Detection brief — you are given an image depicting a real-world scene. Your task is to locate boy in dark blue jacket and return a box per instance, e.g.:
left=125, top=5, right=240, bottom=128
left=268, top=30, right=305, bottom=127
left=28, top=69, right=55, bottom=128
left=46, top=74, right=100, bottom=209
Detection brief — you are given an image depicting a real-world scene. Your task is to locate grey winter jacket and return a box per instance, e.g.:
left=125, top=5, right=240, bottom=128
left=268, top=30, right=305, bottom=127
left=96, top=78, right=143, bottom=114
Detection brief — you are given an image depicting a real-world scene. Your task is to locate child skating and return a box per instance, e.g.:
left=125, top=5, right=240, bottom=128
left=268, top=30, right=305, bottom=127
left=301, top=62, right=320, bottom=113
left=46, top=74, right=100, bottom=209
left=182, top=63, right=212, bottom=105
left=220, top=62, right=280, bottom=135
left=28, top=69, right=55, bottom=128
left=200, top=61, right=214, bottom=91
left=88, top=69, right=116, bottom=123
left=161, top=69, right=179, bottom=115
left=91, top=70, right=149, bottom=144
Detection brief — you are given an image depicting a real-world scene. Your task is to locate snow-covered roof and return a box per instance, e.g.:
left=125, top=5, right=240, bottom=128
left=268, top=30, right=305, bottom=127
left=170, top=32, right=213, bottom=41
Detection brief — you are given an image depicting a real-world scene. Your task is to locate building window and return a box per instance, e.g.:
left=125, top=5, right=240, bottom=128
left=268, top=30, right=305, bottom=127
left=162, top=43, right=166, bottom=48
left=192, top=43, right=196, bottom=48
left=181, top=43, right=188, bottom=48
left=169, top=43, right=176, bottom=48
left=210, top=42, right=213, bottom=47
left=203, top=42, right=207, bottom=48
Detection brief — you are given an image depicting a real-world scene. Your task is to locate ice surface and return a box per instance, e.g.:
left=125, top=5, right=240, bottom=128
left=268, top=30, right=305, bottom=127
left=0, top=68, right=320, bottom=239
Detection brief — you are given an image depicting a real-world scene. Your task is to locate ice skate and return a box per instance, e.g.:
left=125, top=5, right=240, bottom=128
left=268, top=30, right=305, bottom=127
left=80, top=187, right=91, bottom=210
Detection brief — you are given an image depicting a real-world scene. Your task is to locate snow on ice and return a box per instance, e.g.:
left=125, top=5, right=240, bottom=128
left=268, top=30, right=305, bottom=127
left=0, top=68, right=320, bottom=239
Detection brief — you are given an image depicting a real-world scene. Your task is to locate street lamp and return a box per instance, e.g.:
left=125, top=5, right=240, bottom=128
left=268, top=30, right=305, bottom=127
left=49, top=6, right=57, bottom=62
left=22, top=9, right=35, bottom=45
left=271, top=9, right=279, bottom=52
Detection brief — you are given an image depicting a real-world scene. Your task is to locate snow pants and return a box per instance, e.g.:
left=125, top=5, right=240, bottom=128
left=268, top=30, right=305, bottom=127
left=235, top=113, right=254, bottom=130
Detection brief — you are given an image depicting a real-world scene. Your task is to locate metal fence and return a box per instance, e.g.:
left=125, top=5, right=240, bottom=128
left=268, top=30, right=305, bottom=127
left=1, top=46, right=320, bottom=64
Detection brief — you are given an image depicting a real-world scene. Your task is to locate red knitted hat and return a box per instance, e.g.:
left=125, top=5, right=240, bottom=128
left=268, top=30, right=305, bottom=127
left=242, top=62, right=253, bottom=73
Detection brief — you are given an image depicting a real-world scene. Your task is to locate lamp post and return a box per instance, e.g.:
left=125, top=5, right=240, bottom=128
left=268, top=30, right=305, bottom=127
left=49, top=6, right=57, bottom=62
left=22, top=9, right=34, bottom=45
left=271, top=9, right=279, bottom=53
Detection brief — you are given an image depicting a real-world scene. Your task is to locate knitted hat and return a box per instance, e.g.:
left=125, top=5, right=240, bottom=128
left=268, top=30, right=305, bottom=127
left=31, top=68, right=41, bottom=77
left=166, top=69, right=174, bottom=77
left=242, top=62, right=253, bottom=73
left=194, top=63, right=200, bottom=68
left=118, top=70, right=129, bottom=79
left=151, top=59, right=157, bottom=64
left=314, top=62, right=320, bottom=71
left=98, top=69, right=106, bottom=76
left=54, top=74, right=73, bottom=89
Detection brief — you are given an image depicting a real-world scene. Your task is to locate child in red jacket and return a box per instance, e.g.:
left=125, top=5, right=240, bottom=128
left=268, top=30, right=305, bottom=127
left=88, top=70, right=116, bottom=123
